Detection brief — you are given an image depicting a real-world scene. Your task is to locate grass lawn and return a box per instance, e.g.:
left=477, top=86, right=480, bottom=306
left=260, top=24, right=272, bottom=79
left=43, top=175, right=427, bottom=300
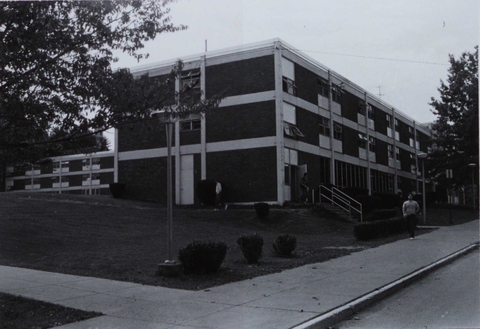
left=0, top=192, right=477, bottom=328
left=0, top=292, right=101, bottom=329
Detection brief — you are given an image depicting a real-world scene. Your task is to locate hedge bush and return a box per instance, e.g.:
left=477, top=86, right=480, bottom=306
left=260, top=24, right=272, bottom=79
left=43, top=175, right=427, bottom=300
left=254, top=203, right=269, bottom=218
left=372, top=192, right=401, bottom=209
left=364, top=209, right=398, bottom=222
left=354, top=217, right=407, bottom=240
left=355, top=195, right=381, bottom=216
left=272, top=234, right=297, bottom=257
left=237, top=233, right=264, bottom=264
left=178, top=240, right=227, bottom=275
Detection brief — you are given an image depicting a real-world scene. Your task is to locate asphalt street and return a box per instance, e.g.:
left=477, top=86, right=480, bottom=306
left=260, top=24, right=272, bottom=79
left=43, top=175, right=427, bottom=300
left=334, top=249, right=480, bottom=329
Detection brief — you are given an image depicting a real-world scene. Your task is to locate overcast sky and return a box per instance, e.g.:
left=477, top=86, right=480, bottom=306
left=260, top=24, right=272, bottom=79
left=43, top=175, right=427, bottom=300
left=108, top=0, right=478, bottom=143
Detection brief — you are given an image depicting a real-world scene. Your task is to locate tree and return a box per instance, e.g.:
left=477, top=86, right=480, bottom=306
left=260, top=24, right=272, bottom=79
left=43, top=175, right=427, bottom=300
left=429, top=46, right=478, bottom=186
left=0, top=0, right=192, bottom=164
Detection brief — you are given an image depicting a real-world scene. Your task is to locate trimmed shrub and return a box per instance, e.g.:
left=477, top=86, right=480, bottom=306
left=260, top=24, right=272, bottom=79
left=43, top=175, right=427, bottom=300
left=109, top=183, right=126, bottom=198
left=196, top=179, right=217, bottom=206
left=237, top=233, right=264, bottom=264
left=273, top=234, right=297, bottom=257
left=354, top=217, right=407, bottom=240
left=178, top=240, right=227, bottom=275
left=372, top=192, right=401, bottom=209
left=364, top=209, right=398, bottom=222
left=355, top=195, right=381, bottom=216
left=254, top=203, right=269, bottom=218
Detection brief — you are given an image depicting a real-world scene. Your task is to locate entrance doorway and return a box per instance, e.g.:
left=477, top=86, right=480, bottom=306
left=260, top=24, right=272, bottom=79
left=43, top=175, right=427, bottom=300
left=180, top=155, right=194, bottom=205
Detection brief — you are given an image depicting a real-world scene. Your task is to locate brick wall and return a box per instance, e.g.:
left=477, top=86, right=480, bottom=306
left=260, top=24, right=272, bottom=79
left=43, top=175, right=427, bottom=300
left=118, top=157, right=173, bottom=202
left=295, top=63, right=319, bottom=105
left=118, top=118, right=170, bottom=152
left=375, top=139, right=389, bottom=166
left=342, top=91, right=360, bottom=122
left=206, top=101, right=276, bottom=143
left=205, top=55, right=275, bottom=98
left=296, top=106, right=321, bottom=146
left=342, top=126, right=360, bottom=158
left=206, top=147, right=277, bottom=203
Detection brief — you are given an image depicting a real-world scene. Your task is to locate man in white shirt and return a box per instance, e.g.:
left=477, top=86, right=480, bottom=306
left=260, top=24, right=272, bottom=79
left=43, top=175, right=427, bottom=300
left=402, top=194, right=420, bottom=239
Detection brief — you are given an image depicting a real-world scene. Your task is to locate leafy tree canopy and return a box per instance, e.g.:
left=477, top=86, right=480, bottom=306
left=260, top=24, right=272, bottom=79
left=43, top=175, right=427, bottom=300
left=1, top=1, right=221, bottom=167
left=429, top=46, right=478, bottom=185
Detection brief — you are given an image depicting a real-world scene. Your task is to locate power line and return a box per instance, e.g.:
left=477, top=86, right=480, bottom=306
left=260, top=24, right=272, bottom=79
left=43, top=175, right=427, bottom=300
left=298, top=49, right=448, bottom=66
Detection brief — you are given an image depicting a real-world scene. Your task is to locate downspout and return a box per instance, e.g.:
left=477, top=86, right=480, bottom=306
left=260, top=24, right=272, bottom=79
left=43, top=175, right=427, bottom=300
left=364, top=92, right=372, bottom=195
left=200, top=55, right=207, bottom=180
left=274, top=41, right=285, bottom=205
left=114, top=128, right=119, bottom=183
left=392, top=108, right=398, bottom=194
left=328, top=71, right=335, bottom=185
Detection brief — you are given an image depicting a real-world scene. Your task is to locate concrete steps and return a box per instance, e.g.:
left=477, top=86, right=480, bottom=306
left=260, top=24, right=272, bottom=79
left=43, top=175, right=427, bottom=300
left=316, top=203, right=358, bottom=223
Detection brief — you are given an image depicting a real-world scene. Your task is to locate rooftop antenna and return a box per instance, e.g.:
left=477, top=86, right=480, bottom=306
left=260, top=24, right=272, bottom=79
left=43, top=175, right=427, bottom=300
left=205, top=39, right=207, bottom=53
left=377, top=86, right=384, bottom=98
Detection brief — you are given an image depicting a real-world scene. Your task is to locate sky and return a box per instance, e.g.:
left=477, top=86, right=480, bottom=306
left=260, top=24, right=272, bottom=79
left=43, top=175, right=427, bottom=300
left=107, top=0, right=478, bottom=145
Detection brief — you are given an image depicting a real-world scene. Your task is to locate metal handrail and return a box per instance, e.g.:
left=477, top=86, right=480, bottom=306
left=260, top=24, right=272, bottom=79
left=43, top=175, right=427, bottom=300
left=319, top=185, right=350, bottom=214
left=319, top=185, right=364, bottom=222
left=332, top=187, right=363, bottom=222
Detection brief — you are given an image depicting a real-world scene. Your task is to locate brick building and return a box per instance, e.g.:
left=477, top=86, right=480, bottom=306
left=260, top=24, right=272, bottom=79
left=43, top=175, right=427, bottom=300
left=4, top=151, right=115, bottom=195
left=115, top=39, right=432, bottom=205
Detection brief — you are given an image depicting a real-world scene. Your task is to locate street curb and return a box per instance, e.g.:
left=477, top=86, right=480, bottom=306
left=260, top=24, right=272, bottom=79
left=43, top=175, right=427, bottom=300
left=291, top=242, right=479, bottom=329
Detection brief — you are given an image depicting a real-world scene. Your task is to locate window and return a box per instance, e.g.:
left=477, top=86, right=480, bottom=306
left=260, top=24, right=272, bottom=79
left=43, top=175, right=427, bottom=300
left=319, top=117, right=330, bottom=136
left=358, top=100, right=366, bottom=115
left=53, top=162, right=60, bottom=173
left=282, top=58, right=296, bottom=96
left=282, top=77, right=296, bottom=95
left=283, top=102, right=296, bottom=125
left=408, top=127, right=415, bottom=147
left=396, top=147, right=401, bottom=160
left=388, top=144, right=394, bottom=158
left=333, top=122, right=343, bottom=140
left=181, top=120, right=201, bottom=131
left=180, top=70, right=200, bottom=92
left=284, top=122, right=305, bottom=138
left=318, top=78, right=329, bottom=98
left=367, top=106, right=374, bottom=119
left=410, top=154, right=417, bottom=174
left=332, top=84, right=342, bottom=104
left=358, top=133, right=368, bottom=149
left=82, top=159, right=91, bottom=171
left=82, top=174, right=90, bottom=186
left=369, top=136, right=376, bottom=152
left=386, top=114, right=393, bottom=126
left=282, top=58, right=295, bottom=80
left=92, top=158, right=101, bottom=169
left=394, top=119, right=400, bottom=141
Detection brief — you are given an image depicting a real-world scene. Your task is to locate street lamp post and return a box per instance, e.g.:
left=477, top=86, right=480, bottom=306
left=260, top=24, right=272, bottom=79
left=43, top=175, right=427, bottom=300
left=418, top=153, right=428, bottom=225
left=468, top=163, right=477, bottom=211
left=165, top=116, right=174, bottom=262
left=153, top=111, right=182, bottom=276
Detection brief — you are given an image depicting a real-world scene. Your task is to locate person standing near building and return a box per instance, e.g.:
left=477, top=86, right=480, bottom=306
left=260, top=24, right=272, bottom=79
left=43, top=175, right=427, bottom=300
left=215, top=180, right=223, bottom=210
left=300, top=173, right=309, bottom=203
left=403, top=194, right=420, bottom=239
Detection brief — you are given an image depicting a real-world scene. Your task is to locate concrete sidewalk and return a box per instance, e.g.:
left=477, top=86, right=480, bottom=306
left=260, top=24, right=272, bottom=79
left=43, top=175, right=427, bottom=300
left=0, top=220, right=478, bottom=329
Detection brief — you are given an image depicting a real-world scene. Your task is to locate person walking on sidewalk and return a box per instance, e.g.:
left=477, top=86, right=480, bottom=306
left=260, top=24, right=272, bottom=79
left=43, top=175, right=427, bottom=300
left=403, top=194, right=420, bottom=239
